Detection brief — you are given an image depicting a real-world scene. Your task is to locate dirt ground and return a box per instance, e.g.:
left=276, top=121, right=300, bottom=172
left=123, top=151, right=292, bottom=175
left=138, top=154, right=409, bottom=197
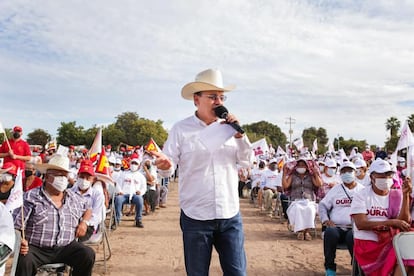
left=5, top=180, right=353, bottom=275
left=91, top=180, right=353, bottom=276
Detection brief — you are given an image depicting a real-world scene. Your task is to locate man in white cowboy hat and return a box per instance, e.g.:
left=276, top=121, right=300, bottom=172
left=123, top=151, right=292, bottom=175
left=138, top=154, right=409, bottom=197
left=151, top=68, right=252, bottom=275
left=13, top=154, right=95, bottom=276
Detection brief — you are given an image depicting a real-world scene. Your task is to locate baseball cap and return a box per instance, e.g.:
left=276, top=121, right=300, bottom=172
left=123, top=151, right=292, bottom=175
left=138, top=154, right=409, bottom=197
left=78, top=160, right=95, bottom=176
left=339, top=161, right=356, bottom=171
left=354, top=158, right=367, bottom=168
left=325, top=159, right=337, bottom=168
left=130, top=158, right=140, bottom=165
left=13, top=126, right=22, bottom=132
left=369, top=158, right=396, bottom=174
left=269, top=158, right=278, bottom=164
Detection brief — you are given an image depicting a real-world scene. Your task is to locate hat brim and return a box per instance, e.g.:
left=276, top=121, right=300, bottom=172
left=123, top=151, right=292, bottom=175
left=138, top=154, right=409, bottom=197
left=35, top=164, right=70, bottom=174
left=181, top=82, right=235, bottom=100
left=95, top=173, right=114, bottom=184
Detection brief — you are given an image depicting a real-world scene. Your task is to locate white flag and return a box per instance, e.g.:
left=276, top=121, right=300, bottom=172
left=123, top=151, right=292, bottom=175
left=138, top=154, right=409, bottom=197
left=0, top=121, right=5, bottom=134
left=5, top=168, right=24, bottom=211
left=276, top=146, right=286, bottom=156
left=396, top=121, right=414, bottom=151
left=293, top=137, right=304, bottom=150
left=312, top=139, right=318, bottom=153
left=251, top=138, right=269, bottom=156
left=57, top=144, right=69, bottom=156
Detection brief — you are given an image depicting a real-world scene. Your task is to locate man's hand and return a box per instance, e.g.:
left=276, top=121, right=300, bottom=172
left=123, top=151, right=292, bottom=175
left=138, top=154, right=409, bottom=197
left=402, top=176, right=412, bottom=195
left=20, top=238, right=29, bottom=255
left=75, top=221, right=88, bottom=237
left=150, top=151, right=173, bottom=170
left=323, top=220, right=336, bottom=227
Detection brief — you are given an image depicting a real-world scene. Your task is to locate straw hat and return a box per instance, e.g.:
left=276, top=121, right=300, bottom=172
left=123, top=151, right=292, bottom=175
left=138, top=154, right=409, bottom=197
left=181, top=69, right=235, bottom=100
left=35, top=154, right=70, bottom=174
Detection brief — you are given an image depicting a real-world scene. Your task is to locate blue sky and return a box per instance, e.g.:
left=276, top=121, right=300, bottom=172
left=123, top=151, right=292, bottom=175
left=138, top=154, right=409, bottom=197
left=0, top=0, right=413, bottom=147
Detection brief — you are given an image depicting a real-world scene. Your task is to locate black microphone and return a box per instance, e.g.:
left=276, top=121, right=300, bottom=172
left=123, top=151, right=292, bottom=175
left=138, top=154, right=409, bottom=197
left=214, top=105, right=245, bottom=134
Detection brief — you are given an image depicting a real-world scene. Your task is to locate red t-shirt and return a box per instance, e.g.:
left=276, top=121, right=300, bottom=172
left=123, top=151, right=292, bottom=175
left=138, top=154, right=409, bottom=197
left=23, top=176, right=43, bottom=192
left=362, top=150, right=374, bottom=162
left=0, top=139, right=31, bottom=170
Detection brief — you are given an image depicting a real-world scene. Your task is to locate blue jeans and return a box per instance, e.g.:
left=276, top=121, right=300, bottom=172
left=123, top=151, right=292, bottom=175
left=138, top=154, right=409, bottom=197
left=323, top=227, right=353, bottom=271
left=114, top=194, right=143, bottom=223
left=180, top=210, right=246, bottom=276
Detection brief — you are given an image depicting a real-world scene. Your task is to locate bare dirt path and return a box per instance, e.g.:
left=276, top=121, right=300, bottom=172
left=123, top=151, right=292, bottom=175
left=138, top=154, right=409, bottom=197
left=91, top=180, right=352, bottom=276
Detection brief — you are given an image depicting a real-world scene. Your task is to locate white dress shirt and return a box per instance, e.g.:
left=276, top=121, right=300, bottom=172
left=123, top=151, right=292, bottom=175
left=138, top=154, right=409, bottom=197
left=162, top=114, right=252, bottom=220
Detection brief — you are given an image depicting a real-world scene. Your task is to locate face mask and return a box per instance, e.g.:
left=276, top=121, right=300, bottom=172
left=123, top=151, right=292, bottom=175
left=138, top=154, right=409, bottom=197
left=355, top=169, right=362, bottom=177
left=114, top=166, right=121, bottom=171
left=319, top=166, right=325, bottom=172
left=341, top=172, right=355, bottom=184
left=130, top=164, right=139, bottom=172
left=296, top=167, right=306, bottom=174
left=12, top=132, right=21, bottom=139
left=50, top=176, right=68, bottom=192
left=374, top=178, right=393, bottom=191
left=327, top=168, right=336, bottom=176
left=399, top=162, right=406, bottom=167
left=25, top=170, right=33, bottom=177
left=1, top=174, right=13, bottom=182
left=77, top=178, right=91, bottom=190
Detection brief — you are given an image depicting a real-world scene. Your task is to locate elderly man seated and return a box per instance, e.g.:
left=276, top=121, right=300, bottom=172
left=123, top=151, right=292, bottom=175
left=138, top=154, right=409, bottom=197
left=319, top=161, right=365, bottom=276
left=13, top=154, right=95, bottom=276
left=261, top=158, right=283, bottom=216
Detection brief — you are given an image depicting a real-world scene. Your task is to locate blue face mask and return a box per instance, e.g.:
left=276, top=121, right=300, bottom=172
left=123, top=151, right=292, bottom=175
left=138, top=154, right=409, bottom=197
left=341, top=172, right=355, bottom=184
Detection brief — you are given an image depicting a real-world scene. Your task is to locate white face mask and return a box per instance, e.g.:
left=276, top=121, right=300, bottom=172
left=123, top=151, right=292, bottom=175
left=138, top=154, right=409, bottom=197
left=319, top=166, right=325, bottom=173
left=114, top=166, right=121, bottom=171
left=327, top=168, right=336, bottom=176
left=77, top=178, right=91, bottom=190
left=51, top=176, right=68, bottom=192
left=341, top=172, right=355, bottom=184
left=374, top=178, right=393, bottom=191
left=296, top=167, right=306, bottom=174
left=130, top=164, right=139, bottom=172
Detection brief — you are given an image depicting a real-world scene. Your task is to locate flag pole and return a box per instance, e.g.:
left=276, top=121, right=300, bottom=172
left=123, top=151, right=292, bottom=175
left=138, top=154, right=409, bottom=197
left=21, top=205, right=25, bottom=240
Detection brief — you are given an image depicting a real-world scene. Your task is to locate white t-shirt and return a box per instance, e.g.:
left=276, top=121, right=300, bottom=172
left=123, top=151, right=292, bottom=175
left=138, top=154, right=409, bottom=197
left=350, top=186, right=390, bottom=241
left=250, top=168, right=266, bottom=188
left=321, top=173, right=341, bottom=194
left=319, top=182, right=365, bottom=227
left=260, top=169, right=281, bottom=190
left=356, top=173, right=371, bottom=186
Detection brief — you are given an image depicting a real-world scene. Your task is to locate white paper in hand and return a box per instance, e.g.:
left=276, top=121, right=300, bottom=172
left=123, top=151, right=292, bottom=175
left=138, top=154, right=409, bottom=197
left=199, top=121, right=236, bottom=153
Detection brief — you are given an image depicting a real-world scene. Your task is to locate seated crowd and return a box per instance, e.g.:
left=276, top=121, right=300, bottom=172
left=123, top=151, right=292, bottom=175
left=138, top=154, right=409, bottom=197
left=243, top=146, right=412, bottom=276
left=0, top=142, right=172, bottom=275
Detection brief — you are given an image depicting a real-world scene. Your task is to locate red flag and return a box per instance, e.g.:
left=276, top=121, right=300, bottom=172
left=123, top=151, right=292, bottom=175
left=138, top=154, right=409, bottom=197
left=95, top=146, right=113, bottom=183
left=144, top=138, right=161, bottom=152
left=88, top=128, right=102, bottom=162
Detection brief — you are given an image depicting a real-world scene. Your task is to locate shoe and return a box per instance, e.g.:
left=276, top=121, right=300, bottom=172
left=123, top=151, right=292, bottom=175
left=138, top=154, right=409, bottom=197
left=305, top=232, right=312, bottom=241
left=111, top=221, right=118, bottom=230
left=297, top=232, right=304, bottom=240
left=125, top=211, right=133, bottom=217
left=135, top=220, right=144, bottom=228
left=159, top=204, right=167, bottom=208
left=325, top=268, right=336, bottom=276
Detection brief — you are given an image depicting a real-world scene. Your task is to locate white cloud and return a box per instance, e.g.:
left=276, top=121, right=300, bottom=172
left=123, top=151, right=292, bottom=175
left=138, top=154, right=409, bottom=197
left=0, top=0, right=413, bottom=147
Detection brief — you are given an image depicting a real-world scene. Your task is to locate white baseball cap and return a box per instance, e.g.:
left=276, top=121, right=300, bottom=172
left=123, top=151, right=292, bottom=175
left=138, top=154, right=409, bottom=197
left=339, top=161, right=356, bottom=171
left=354, top=158, right=367, bottom=168
left=369, top=158, right=396, bottom=174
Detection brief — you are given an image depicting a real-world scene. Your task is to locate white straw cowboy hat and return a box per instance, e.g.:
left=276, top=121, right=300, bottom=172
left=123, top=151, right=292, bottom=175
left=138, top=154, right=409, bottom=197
left=35, top=154, right=70, bottom=174
left=181, top=69, right=235, bottom=100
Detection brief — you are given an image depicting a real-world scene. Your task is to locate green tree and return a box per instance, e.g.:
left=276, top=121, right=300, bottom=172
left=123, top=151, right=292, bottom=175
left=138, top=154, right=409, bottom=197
left=56, top=121, right=85, bottom=146
left=407, top=114, right=414, bottom=132
left=103, top=124, right=125, bottom=147
left=302, top=127, right=329, bottom=153
left=0, top=128, right=12, bottom=144
left=26, top=128, right=51, bottom=147
left=114, top=112, right=168, bottom=147
left=243, top=121, right=287, bottom=148
left=337, top=138, right=367, bottom=155
left=385, top=116, right=401, bottom=137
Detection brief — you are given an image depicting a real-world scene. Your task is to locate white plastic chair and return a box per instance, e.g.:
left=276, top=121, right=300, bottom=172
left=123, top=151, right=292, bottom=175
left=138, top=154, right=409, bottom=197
left=393, top=232, right=414, bottom=276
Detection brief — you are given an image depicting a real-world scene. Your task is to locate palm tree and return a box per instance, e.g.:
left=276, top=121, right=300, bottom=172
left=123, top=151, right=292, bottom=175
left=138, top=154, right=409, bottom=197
left=385, top=117, right=401, bottom=137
